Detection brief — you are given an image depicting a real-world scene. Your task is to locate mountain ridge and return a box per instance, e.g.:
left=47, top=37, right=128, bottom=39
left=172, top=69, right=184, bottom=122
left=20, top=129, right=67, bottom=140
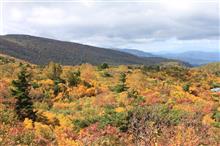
left=0, top=34, right=185, bottom=66
left=117, top=48, right=219, bottom=66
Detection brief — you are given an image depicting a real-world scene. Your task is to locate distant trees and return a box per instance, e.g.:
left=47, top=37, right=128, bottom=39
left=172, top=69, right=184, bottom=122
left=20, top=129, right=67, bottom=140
left=11, top=65, right=36, bottom=121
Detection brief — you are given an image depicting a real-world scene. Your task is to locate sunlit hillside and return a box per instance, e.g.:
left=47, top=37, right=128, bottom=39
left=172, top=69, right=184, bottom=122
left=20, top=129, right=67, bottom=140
left=0, top=55, right=219, bottom=146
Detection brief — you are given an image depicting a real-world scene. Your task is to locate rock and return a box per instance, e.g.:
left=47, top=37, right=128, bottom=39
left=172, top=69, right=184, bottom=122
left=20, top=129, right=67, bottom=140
left=211, top=88, right=220, bottom=92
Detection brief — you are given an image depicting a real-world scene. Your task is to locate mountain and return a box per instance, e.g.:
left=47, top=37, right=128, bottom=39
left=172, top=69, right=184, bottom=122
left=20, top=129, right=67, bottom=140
left=0, top=34, right=179, bottom=66
left=157, top=51, right=220, bottom=66
left=118, top=49, right=155, bottom=58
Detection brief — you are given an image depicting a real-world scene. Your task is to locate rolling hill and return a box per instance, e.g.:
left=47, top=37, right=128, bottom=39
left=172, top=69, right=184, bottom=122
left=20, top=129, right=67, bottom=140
left=0, top=34, right=181, bottom=66
left=157, top=51, right=220, bottom=66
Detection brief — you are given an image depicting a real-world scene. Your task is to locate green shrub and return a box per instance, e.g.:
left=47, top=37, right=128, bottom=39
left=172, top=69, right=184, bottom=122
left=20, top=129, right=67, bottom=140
left=102, top=71, right=112, bottom=77
left=66, top=70, right=81, bottom=87
left=112, top=84, right=126, bottom=93
left=83, top=81, right=93, bottom=88
left=99, top=106, right=129, bottom=132
left=212, top=110, right=220, bottom=122
left=98, top=63, right=109, bottom=70
left=73, top=116, right=99, bottom=130
left=182, top=83, right=190, bottom=92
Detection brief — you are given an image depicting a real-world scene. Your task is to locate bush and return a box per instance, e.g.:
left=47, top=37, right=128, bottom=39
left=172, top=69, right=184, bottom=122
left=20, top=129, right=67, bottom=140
left=182, top=83, right=190, bottom=92
left=73, top=117, right=99, bottom=130
left=83, top=81, right=93, bottom=88
left=98, top=63, right=109, bottom=70
left=112, top=84, right=126, bottom=93
left=44, top=62, right=62, bottom=81
left=99, top=106, right=129, bottom=132
left=66, top=70, right=81, bottom=87
left=127, top=89, right=138, bottom=98
left=0, top=107, right=17, bottom=125
left=13, top=130, right=35, bottom=145
left=101, top=71, right=112, bottom=77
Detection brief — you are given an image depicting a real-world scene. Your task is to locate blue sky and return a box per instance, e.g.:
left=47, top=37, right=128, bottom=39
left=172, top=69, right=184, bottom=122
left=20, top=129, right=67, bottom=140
left=0, top=0, right=219, bottom=53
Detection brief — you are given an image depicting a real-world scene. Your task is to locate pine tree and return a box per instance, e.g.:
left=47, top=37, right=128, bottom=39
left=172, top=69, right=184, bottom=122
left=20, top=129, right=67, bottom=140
left=113, top=72, right=127, bottom=93
left=11, top=65, right=36, bottom=121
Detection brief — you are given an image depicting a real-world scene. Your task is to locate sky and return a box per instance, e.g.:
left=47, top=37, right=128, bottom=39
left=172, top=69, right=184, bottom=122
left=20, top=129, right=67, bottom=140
left=0, top=0, right=219, bottom=53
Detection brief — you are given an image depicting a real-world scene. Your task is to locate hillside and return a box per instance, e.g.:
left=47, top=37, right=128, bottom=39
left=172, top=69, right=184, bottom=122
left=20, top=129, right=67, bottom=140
left=158, top=51, right=220, bottom=65
left=0, top=59, right=219, bottom=145
left=0, top=35, right=178, bottom=66
left=118, top=49, right=155, bottom=58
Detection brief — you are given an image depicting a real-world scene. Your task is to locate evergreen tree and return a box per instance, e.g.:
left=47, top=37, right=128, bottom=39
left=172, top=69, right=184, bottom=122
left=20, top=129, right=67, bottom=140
left=11, top=65, right=36, bottom=121
left=113, top=72, right=127, bottom=93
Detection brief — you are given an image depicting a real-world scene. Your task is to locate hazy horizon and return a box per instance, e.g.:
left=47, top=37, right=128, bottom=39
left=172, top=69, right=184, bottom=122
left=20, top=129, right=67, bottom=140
left=0, top=0, right=219, bottom=53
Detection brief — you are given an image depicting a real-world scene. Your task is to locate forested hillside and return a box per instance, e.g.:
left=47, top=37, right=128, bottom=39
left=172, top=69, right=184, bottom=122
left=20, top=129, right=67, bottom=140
left=0, top=35, right=179, bottom=66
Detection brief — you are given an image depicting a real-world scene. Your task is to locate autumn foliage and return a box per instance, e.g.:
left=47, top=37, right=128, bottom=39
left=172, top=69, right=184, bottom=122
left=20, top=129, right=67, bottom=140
left=0, top=59, right=220, bottom=145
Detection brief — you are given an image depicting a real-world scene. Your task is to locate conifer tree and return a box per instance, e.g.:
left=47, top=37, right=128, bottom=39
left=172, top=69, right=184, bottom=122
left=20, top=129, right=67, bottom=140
left=11, top=65, right=36, bottom=121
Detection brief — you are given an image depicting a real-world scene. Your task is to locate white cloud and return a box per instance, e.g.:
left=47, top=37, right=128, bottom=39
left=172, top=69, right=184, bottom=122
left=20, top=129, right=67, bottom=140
left=2, top=0, right=220, bottom=52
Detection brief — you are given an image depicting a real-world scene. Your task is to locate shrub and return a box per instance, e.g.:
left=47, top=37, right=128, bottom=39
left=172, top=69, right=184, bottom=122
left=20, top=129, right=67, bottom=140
left=99, top=106, right=129, bottom=132
left=182, top=83, right=190, bottom=92
left=0, top=107, right=17, bottom=125
left=66, top=70, right=81, bottom=87
left=13, top=130, right=35, bottom=145
left=127, top=89, right=138, bottom=98
left=44, top=62, right=62, bottom=81
left=101, top=71, right=112, bottom=77
left=112, top=84, right=126, bottom=93
left=98, top=63, right=109, bottom=70
left=73, top=117, right=99, bottom=130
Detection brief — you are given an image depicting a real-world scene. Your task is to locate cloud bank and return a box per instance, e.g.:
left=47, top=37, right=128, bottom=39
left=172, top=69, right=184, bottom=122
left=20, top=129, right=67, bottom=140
left=1, top=0, right=220, bottom=52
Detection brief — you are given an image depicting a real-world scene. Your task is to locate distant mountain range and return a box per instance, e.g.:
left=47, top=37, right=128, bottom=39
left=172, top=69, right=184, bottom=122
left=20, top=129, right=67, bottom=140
left=0, top=34, right=179, bottom=66
left=158, top=51, right=220, bottom=66
left=118, top=49, right=219, bottom=66
left=118, top=49, right=155, bottom=58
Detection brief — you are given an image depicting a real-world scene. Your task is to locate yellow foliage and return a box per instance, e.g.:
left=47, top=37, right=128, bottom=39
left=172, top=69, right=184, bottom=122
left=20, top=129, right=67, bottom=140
left=42, top=111, right=57, bottom=123
left=126, top=71, right=147, bottom=92
left=115, top=92, right=129, bottom=106
left=39, top=79, right=54, bottom=86
left=57, top=114, right=73, bottom=128
left=169, top=126, right=200, bottom=146
left=202, top=114, right=215, bottom=126
left=115, top=107, right=126, bottom=113
left=34, top=122, right=53, bottom=137
left=23, top=118, right=33, bottom=129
